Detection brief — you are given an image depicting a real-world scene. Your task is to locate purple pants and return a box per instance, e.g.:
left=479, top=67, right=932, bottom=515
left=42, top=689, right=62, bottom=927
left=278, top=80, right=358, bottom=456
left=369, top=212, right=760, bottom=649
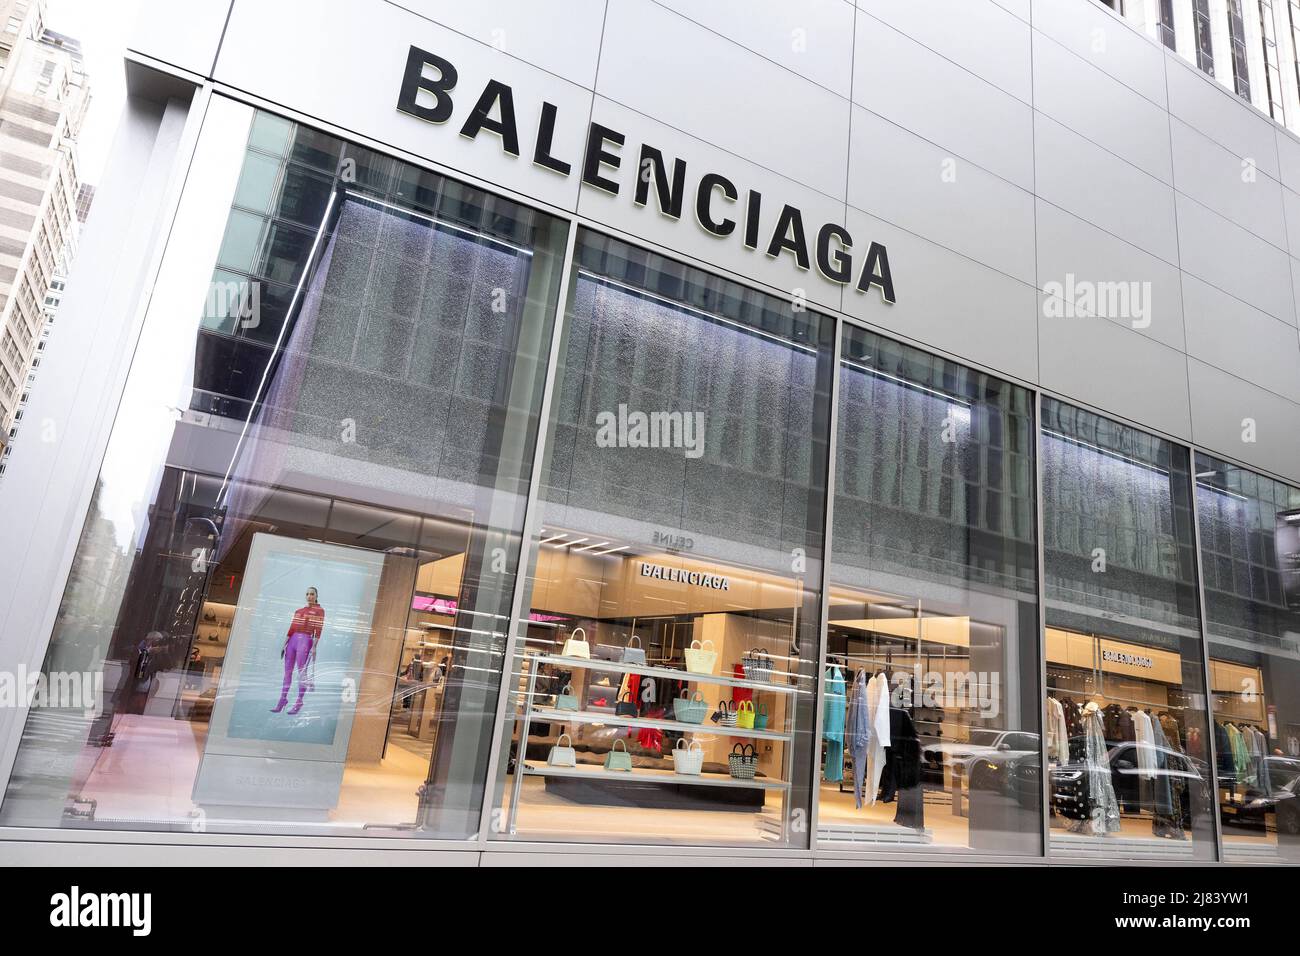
left=275, top=631, right=313, bottom=712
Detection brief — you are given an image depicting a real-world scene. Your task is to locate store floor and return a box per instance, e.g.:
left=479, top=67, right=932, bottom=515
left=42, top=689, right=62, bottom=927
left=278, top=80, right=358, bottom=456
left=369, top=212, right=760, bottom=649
left=75, top=713, right=432, bottom=832
left=74, top=714, right=206, bottom=825
left=505, top=774, right=788, bottom=845
left=816, top=783, right=966, bottom=844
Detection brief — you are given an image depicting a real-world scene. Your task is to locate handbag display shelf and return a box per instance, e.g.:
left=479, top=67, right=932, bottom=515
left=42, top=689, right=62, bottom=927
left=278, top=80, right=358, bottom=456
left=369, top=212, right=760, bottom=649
left=505, top=650, right=799, bottom=836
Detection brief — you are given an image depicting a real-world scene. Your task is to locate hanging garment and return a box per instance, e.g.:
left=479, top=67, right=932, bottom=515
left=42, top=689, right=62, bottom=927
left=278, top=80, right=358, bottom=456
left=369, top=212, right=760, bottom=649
left=1062, top=698, right=1085, bottom=761
left=1070, top=703, right=1120, bottom=836
left=1214, top=722, right=1234, bottom=777
left=1046, top=697, right=1069, bottom=765
left=1045, top=698, right=1059, bottom=763
left=1132, top=709, right=1157, bottom=781
left=1158, top=713, right=1183, bottom=753
left=847, top=670, right=871, bottom=808
left=1227, top=724, right=1252, bottom=785
left=823, top=665, right=846, bottom=783
left=865, top=672, right=891, bottom=806
left=1105, top=704, right=1128, bottom=743
left=1149, top=718, right=1186, bottom=839
left=1249, top=726, right=1268, bottom=788
left=1186, top=726, right=1203, bottom=761
left=884, top=707, right=924, bottom=829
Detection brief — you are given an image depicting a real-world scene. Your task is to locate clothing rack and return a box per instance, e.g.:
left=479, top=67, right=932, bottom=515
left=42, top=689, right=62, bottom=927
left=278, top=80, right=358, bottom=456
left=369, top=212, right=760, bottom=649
left=1050, top=689, right=1191, bottom=712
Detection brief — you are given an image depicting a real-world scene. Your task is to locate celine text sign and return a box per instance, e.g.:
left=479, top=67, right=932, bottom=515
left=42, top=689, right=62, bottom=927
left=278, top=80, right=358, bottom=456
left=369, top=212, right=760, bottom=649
left=395, top=46, right=896, bottom=303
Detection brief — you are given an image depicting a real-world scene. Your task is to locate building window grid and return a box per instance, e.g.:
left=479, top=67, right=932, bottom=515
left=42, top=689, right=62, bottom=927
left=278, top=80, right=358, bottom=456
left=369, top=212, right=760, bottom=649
left=1159, top=0, right=1178, bottom=49
left=1259, top=0, right=1286, bottom=121
left=1195, top=0, right=1217, bottom=75
left=1228, top=0, right=1253, bottom=98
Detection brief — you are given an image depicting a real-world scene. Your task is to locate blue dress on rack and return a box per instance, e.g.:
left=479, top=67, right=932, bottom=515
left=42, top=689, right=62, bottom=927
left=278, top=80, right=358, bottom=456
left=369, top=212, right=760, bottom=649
left=823, top=665, right=846, bottom=782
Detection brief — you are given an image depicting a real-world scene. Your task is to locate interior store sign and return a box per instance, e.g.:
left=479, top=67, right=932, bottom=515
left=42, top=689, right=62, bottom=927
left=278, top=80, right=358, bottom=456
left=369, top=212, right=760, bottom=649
left=396, top=46, right=897, bottom=304
left=639, top=561, right=729, bottom=591
left=1102, top=649, right=1153, bottom=669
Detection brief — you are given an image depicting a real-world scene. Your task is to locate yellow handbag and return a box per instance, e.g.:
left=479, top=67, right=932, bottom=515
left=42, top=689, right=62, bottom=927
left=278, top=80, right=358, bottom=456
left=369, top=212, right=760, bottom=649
left=735, top=699, right=756, bottom=730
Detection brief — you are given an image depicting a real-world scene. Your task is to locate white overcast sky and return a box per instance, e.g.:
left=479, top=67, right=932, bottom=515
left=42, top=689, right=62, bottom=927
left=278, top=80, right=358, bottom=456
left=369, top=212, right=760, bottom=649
left=48, top=0, right=146, bottom=186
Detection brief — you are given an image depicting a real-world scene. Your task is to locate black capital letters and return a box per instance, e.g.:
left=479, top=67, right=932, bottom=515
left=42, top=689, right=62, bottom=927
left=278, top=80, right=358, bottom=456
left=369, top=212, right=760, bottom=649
left=533, top=102, right=571, bottom=175
left=634, top=144, right=687, bottom=220
left=696, top=173, right=738, bottom=236
left=816, top=223, right=853, bottom=284
left=766, top=204, right=810, bottom=270
left=396, top=46, right=458, bottom=124
left=743, top=190, right=763, bottom=249
left=459, top=79, right=520, bottom=156
left=582, top=123, right=626, bottom=194
left=856, top=241, right=896, bottom=303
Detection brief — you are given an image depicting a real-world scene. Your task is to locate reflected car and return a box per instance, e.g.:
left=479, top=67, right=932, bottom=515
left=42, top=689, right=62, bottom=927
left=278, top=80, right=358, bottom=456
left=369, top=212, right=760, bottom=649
left=1051, top=739, right=1211, bottom=823
left=1223, top=757, right=1300, bottom=834
left=922, top=730, right=1040, bottom=785
left=966, top=746, right=1041, bottom=810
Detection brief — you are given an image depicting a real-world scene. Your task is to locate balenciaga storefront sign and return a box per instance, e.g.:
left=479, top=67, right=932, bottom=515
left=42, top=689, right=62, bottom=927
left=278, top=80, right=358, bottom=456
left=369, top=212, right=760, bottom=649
left=395, top=46, right=896, bottom=303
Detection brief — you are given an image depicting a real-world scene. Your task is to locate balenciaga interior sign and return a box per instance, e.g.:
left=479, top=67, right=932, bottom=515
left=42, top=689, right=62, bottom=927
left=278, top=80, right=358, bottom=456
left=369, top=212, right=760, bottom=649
left=396, top=46, right=896, bottom=303
left=1102, top=649, right=1154, bottom=669
left=640, top=561, right=729, bottom=591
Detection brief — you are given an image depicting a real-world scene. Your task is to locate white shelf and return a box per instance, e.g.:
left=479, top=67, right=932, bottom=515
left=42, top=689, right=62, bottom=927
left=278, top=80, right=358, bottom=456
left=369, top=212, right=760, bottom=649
left=523, top=760, right=788, bottom=791
left=538, top=653, right=800, bottom=695
left=531, top=706, right=792, bottom=742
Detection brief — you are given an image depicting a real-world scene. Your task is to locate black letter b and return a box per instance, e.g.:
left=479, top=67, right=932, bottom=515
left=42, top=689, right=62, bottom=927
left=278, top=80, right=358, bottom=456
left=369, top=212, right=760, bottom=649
left=397, top=46, right=457, bottom=123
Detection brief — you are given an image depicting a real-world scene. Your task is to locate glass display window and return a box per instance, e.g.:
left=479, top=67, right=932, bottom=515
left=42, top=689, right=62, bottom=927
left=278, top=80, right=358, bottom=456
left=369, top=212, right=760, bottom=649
left=0, top=107, right=569, bottom=839
left=1195, top=453, right=1300, bottom=862
left=1041, top=399, right=1216, bottom=860
left=817, top=326, right=1041, bottom=854
left=489, top=230, right=834, bottom=848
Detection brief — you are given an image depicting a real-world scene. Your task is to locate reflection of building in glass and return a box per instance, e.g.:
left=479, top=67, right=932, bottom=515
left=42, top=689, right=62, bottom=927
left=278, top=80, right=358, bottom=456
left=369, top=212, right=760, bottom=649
left=6, top=0, right=1300, bottom=868
left=0, top=113, right=566, bottom=839
left=0, top=0, right=87, bottom=451
left=1195, top=456, right=1300, bottom=860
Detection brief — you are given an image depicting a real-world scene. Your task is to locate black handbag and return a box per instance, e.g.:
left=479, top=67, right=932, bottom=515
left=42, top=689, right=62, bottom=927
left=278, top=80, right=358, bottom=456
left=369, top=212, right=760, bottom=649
left=615, top=691, right=638, bottom=718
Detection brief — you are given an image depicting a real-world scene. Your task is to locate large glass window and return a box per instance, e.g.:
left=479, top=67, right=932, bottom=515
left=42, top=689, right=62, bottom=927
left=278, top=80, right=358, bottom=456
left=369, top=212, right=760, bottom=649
left=817, top=327, right=1041, bottom=854
left=0, top=109, right=568, bottom=838
left=1041, top=400, right=1215, bottom=860
left=489, top=230, right=833, bottom=847
left=1195, top=454, right=1300, bottom=863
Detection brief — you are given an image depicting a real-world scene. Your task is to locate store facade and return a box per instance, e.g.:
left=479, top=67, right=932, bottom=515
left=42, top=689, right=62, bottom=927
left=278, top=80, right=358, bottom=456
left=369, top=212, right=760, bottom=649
left=1, top=0, right=1299, bottom=864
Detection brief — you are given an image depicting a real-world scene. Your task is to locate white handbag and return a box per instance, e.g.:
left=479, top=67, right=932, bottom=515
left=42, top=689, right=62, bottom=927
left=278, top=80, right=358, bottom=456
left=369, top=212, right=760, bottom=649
left=622, top=635, right=646, bottom=665
left=561, top=627, right=590, bottom=659
left=672, top=738, right=704, bottom=776
left=547, top=733, right=577, bottom=768
left=685, top=639, right=717, bottom=675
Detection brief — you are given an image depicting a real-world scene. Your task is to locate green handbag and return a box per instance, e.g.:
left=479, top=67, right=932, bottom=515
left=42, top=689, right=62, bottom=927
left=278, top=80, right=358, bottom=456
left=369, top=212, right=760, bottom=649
left=673, top=689, right=708, bottom=724
left=556, top=683, right=579, bottom=711
left=754, top=701, right=769, bottom=730
left=603, top=738, right=633, bottom=772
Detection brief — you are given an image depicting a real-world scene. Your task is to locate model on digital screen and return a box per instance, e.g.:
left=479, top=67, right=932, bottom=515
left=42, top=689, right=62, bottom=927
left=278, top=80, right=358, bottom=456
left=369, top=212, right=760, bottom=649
left=272, top=587, right=325, bottom=715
